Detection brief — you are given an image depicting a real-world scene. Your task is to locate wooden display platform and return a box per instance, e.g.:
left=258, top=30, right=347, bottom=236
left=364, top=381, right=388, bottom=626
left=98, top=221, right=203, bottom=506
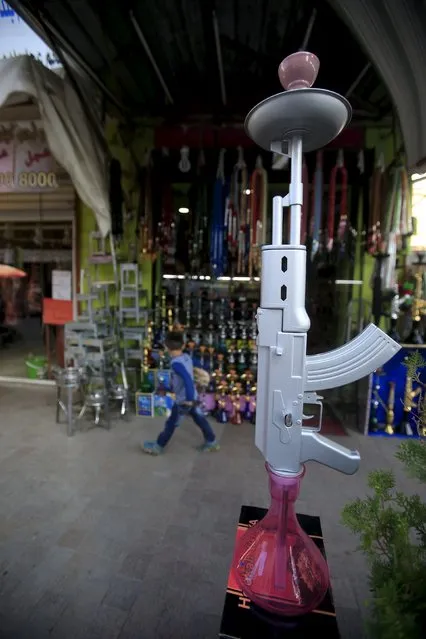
left=220, top=506, right=340, bottom=638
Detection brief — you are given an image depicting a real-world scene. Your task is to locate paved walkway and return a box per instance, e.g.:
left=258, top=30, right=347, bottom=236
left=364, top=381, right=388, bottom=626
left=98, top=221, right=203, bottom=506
left=0, top=384, right=424, bottom=638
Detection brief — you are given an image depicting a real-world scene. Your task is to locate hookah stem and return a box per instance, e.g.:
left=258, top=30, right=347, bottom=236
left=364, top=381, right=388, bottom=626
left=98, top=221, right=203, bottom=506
left=275, top=482, right=290, bottom=591
left=301, top=159, right=309, bottom=245
left=289, top=135, right=303, bottom=245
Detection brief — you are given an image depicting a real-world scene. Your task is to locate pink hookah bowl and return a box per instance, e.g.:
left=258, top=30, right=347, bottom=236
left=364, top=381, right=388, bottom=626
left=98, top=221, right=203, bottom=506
left=233, top=463, right=329, bottom=617
left=278, top=51, right=320, bottom=90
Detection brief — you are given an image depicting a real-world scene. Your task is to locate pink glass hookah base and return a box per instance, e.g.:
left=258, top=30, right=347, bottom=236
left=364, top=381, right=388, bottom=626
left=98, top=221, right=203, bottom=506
left=233, top=464, right=329, bottom=617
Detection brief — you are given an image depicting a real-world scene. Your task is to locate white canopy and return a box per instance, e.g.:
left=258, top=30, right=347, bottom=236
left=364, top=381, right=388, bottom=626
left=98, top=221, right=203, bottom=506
left=0, top=55, right=110, bottom=235
left=331, top=0, right=426, bottom=172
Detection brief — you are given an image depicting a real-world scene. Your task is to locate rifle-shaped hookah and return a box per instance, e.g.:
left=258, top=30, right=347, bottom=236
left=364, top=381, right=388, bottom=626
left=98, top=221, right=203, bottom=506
left=232, top=51, right=401, bottom=617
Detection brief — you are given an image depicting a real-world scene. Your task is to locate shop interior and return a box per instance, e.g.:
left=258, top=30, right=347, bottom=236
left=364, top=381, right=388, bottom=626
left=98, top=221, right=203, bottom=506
left=0, top=220, right=73, bottom=378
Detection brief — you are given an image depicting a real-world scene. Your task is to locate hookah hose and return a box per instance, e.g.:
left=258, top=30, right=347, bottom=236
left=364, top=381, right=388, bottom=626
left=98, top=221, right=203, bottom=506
left=327, top=150, right=348, bottom=254
left=161, top=179, right=175, bottom=260
left=225, top=163, right=239, bottom=271
left=249, top=157, right=267, bottom=276
left=311, top=151, right=323, bottom=259
left=368, top=153, right=385, bottom=255
left=236, top=147, right=248, bottom=274
left=383, top=166, right=403, bottom=290
left=136, top=165, right=151, bottom=256
left=348, top=152, right=363, bottom=264
left=400, top=167, right=413, bottom=239
left=211, top=149, right=226, bottom=277
left=301, top=159, right=309, bottom=245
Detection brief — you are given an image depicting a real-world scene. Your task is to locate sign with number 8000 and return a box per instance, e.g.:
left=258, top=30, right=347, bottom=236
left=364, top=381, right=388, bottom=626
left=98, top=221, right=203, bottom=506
left=0, top=171, right=59, bottom=189
left=18, top=171, right=58, bottom=188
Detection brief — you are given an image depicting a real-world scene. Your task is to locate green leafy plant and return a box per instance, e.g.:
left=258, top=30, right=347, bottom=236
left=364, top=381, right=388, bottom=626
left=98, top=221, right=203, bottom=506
left=342, top=353, right=426, bottom=639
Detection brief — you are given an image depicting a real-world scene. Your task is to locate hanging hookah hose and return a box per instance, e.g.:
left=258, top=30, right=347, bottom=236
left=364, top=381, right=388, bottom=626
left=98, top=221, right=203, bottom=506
left=399, top=167, right=412, bottom=239
left=161, top=178, right=174, bottom=262
left=327, top=149, right=348, bottom=254
left=301, top=159, right=309, bottom=245
left=348, top=151, right=363, bottom=264
left=383, top=166, right=404, bottom=290
left=368, top=153, right=385, bottom=255
left=211, top=149, right=226, bottom=278
left=190, top=149, right=206, bottom=272
left=236, top=147, right=248, bottom=275
left=225, top=158, right=239, bottom=274
left=311, top=151, right=323, bottom=259
left=249, top=156, right=268, bottom=276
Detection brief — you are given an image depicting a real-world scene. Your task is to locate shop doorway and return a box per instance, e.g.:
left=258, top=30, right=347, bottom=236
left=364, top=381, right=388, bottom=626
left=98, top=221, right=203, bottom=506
left=0, top=220, right=74, bottom=379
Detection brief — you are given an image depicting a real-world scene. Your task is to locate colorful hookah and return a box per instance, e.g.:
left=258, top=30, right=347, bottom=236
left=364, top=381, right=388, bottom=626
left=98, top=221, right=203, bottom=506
left=232, top=51, right=401, bottom=618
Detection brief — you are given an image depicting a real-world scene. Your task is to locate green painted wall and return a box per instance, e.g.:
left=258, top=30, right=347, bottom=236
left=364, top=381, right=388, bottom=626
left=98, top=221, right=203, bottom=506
left=77, top=118, right=154, bottom=309
left=351, top=127, right=403, bottom=330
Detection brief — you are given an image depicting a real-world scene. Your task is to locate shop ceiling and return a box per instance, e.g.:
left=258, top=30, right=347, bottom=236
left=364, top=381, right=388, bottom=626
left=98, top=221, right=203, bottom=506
left=10, top=0, right=392, bottom=128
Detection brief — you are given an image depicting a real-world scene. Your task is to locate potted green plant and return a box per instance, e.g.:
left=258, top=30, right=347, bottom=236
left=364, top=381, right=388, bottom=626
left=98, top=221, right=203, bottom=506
left=342, top=353, right=426, bottom=639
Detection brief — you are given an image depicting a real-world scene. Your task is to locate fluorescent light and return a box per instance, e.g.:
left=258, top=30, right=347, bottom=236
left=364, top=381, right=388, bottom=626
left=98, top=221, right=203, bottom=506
left=179, top=207, right=189, bottom=214
left=217, top=276, right=231, bottom=281
left=335, top=279, right=363, bottom=285
left=233, top=276, right=250, bottom=281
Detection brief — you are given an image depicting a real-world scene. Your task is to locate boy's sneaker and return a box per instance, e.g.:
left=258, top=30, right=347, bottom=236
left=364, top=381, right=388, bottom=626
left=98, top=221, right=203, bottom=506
left=198, top=440, right=220, bottom=453
left=142, top=441, right=164, bottom=455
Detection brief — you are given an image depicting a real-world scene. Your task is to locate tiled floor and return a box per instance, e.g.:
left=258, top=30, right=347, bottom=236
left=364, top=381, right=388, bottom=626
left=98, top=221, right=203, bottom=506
left=0, top=384, right=424, bottom=639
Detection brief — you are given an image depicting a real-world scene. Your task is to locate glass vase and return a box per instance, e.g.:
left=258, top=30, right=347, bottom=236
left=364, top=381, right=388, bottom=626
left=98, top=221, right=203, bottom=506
left=233, top=463, right=329, bottom=617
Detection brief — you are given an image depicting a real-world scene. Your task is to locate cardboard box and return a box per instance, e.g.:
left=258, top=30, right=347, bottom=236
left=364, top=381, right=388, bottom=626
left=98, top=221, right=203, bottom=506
left=220, top=505, right=340, bottom=639
left=135, top=392, right=175, bottom=418
left=135, top=392, right=154, bottom=417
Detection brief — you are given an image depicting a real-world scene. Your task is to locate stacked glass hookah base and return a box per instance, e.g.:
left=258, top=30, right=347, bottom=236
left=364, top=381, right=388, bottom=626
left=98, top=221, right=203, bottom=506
left=232, top=51, right=401, bottom=618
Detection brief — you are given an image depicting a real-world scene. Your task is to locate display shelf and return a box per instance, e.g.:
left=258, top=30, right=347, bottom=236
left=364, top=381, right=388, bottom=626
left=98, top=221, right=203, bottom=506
left=364, top=345, right=426, bottom=438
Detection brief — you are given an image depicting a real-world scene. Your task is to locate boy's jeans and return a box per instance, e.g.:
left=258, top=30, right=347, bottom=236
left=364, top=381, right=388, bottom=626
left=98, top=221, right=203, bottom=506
left=157, top=403, right=216, bottom=448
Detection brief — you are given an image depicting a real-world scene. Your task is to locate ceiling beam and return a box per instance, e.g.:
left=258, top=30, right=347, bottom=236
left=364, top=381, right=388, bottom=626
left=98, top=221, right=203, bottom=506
left=129, top=10, right=174, bottom=105
left=212, top=10, right=227, bottom=106
left=345, top=62, right=371, bottom=98
left=300, top=8, right=317, bottom=50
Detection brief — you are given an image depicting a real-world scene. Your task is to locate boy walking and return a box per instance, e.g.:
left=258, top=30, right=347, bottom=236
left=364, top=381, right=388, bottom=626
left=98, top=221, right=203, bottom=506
left=142, top=331, right=220, bottom=455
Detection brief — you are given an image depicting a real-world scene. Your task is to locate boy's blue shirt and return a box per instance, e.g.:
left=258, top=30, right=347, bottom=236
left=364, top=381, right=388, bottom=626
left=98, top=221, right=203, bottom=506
left=170, top=352, right=197, bottom=404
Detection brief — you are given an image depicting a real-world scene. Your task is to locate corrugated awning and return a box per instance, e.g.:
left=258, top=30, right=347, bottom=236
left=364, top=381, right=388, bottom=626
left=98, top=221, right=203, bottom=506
left=331, top=0, right=426, bottom=171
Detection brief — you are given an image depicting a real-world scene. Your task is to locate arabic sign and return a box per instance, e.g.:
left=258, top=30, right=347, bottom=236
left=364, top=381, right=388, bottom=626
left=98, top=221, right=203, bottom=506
left=0, top=2, right=60, bottom=68
left=0, top=121, right=59, bottom=191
